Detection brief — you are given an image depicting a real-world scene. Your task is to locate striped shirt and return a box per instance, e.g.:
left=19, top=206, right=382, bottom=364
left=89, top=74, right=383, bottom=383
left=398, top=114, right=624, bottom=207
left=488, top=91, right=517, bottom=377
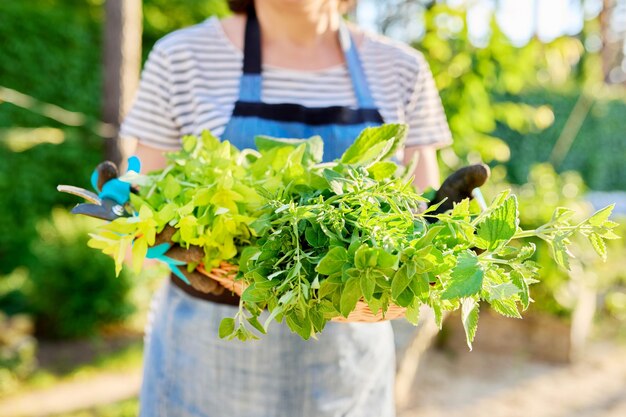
left=120, top=16, right=452, bottom=150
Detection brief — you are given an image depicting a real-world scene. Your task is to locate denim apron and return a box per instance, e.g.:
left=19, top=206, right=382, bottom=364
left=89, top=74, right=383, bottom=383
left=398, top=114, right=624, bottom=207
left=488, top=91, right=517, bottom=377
left=139, top=6, right=395, bottom=417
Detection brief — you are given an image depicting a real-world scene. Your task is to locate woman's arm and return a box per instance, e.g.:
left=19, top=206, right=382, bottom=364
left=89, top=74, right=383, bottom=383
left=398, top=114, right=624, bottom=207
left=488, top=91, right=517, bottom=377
left=403, top=145, right=440, bottom=192
left=120, top=138, right=170, bottom=172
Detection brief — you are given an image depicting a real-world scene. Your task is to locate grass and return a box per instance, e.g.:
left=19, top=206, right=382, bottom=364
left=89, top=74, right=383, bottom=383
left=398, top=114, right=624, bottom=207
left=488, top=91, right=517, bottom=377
left=2, top=336, right=144, bottom=397
left=49, top=398, right=139, bottom=417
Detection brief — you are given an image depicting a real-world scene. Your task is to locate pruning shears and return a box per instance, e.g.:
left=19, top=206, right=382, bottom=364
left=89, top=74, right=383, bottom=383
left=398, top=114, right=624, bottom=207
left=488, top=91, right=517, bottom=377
left=57, top=156, right=140, bottom=221
left=57, top=157, right=223, bottom=294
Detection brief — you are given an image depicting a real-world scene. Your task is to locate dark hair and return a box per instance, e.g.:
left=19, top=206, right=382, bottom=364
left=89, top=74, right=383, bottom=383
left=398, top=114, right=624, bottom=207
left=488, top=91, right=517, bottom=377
left=227, top=0, right=356, bottom=14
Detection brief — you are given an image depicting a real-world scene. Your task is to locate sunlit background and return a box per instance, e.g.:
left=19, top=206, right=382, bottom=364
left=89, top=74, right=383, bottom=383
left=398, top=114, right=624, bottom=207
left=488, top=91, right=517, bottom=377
left=0, top=0, right=625, bottom=416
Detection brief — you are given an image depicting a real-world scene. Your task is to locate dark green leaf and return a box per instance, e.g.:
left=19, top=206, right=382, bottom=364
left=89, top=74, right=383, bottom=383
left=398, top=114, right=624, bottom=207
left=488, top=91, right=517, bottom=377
left=316, top=246, right=349, bottom=275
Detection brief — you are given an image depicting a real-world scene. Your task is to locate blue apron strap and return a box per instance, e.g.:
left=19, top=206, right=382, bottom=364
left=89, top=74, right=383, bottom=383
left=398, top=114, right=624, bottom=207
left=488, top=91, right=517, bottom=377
left=238, top=3, right=262, bottom=102
left=338, top=20, right=377, bottom=109
left=238, top=4, right=376, bottom=108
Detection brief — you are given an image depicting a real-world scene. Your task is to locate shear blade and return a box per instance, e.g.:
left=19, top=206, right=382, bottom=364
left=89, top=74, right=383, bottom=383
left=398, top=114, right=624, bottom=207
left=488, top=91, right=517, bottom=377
left=57, top=185, right=101, bottom=205
left=71, top=202, right=120, bottom=221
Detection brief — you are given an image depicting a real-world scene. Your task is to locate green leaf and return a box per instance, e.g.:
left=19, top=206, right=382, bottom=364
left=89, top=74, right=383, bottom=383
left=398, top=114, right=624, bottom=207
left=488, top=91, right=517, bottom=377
left=131, top=237, right=148, bottom=274
left=340, top=276, right=361, bottom=318
left=441, top=251, right=484, bottom=300
left=255, top=135, right=324, bottom=164
left=263, top=306, right=284, bottom=331
left=246, top=315, right=267, bottom=334
left=376, top=249, right=399, bottom=269
left=487, top=283, right=520, bottom=301
left=340, top=124, right=407, bottom=164
left=391, top=264, right=412, bottom=299
left=550, top=235, right=571, bottom=270
left=405, top=300, right=421, bottom=325
left=510, top=269, right=530, bottom=310
left=316, top=247, right=348, bottom=275
left=305, top=224, right=328, bottom=248
left=163, top=175, right=181, bottom=201
left=367, top=161, right=398, bottom=180
left=588, top=205, right=614, bottom=227
left=451, top=199, right=471, bottom=219
left=218, top=318, right=236, bottom=339
left=241, top=285, right=270, bottom=303
left=551, top=207, right=576, bottom=223
left=491, top=298, right=522, bottom=318
left=461, top=297, right=479, bottom=350
left=360, top=272, right=376, bottom=302
left=588, top=232, right=607, bottom=261
left=395, top=287, right=414, bottom=308
left=323, top=169, right=347, bottom=195
left=475, top=196, right=518, bottom=251
left=354, top=244, right=377, bottom=269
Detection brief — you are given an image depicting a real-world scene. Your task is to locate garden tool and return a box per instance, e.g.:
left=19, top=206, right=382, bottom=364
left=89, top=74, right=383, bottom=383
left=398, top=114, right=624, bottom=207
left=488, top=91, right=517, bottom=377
left=57, top=156, right=141, bottom=221
left=58, top=158, right=224, bottom=294
left=426, top=163, right=490, bottom=221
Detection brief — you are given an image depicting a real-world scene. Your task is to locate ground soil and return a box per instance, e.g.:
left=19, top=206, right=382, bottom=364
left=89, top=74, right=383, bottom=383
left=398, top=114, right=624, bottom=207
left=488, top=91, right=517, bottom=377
left=399, top=341, right=626, bottom=417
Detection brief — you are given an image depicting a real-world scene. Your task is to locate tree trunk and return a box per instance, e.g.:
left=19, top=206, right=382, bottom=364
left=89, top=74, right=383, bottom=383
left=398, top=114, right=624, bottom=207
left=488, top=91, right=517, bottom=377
left=102, top=0, right=143, bottom=165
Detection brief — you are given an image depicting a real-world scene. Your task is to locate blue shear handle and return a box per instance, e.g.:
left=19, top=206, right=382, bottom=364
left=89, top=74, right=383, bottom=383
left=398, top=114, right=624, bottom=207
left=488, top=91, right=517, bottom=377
left=146, top=242, right=191, bottom=284
left=91, top=156, right=141, bottom=206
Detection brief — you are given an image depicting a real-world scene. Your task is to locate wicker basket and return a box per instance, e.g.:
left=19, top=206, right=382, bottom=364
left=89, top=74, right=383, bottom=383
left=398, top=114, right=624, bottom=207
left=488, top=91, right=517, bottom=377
left=196, top=263, right=406, bottom=323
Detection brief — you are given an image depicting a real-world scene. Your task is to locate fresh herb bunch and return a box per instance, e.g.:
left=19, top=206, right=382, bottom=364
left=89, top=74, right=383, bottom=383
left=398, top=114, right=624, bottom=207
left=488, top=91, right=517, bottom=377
left=86, top=124, right=618, bottom=348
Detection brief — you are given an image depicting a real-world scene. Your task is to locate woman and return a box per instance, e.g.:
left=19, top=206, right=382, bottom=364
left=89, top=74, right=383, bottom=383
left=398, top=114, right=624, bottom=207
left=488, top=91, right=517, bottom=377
left=120, top=0, right=452, bottom=416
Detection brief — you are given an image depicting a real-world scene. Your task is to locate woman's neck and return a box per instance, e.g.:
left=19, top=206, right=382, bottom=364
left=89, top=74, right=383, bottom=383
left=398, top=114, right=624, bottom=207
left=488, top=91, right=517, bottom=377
left=255, top=0, right=341, bottom=48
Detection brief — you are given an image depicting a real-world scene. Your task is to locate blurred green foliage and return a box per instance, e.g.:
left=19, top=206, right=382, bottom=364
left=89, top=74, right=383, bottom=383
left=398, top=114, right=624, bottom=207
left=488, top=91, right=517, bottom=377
left=416, top=4, right=568, bottom=165
left=0, top=312, right=37, bottom=394
left=0, top=0, right=132, bottom=339
left=499, top=92, right=626, bottom=191
left=28, top=210, right=135, bottom=339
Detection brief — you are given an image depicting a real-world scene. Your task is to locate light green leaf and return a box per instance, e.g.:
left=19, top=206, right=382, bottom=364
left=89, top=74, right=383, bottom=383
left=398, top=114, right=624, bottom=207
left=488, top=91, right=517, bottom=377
left=368, top=161, right=398, bottom=180
left=451, top=199, right=471, bottom=219
left=340, top=124, right=407, bottom=164
left=441, top=251, right=484, bottom=300
left=461, top=297, right=479, bottom=350
left=487, top=282, right=520, bottom=301
left=551, top=235, right=571, bottom=270
left=405, top=300, right=421, bottom=325
left=218, top=318, right=236, bottom=339
left=588, top=205, right=614, bottom=227
left=163, top=175, right=181, bottom=200
left=491, top=298, right=522, bottom=318
left=376, top=249, right=398, bottom=269
left=510, top=269, right=530, bottom=310
left=475, top=196, right=518, bottom=251
left=131, top=237, right=148, bottom=274
left=588, top=232, right=607, bottom=261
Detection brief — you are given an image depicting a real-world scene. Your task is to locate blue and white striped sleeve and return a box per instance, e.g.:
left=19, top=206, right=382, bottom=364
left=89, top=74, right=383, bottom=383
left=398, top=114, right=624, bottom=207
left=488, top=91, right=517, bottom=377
left=402, top=51, right=453, bottom=148
left=119, top=44, right=182, bottom=150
